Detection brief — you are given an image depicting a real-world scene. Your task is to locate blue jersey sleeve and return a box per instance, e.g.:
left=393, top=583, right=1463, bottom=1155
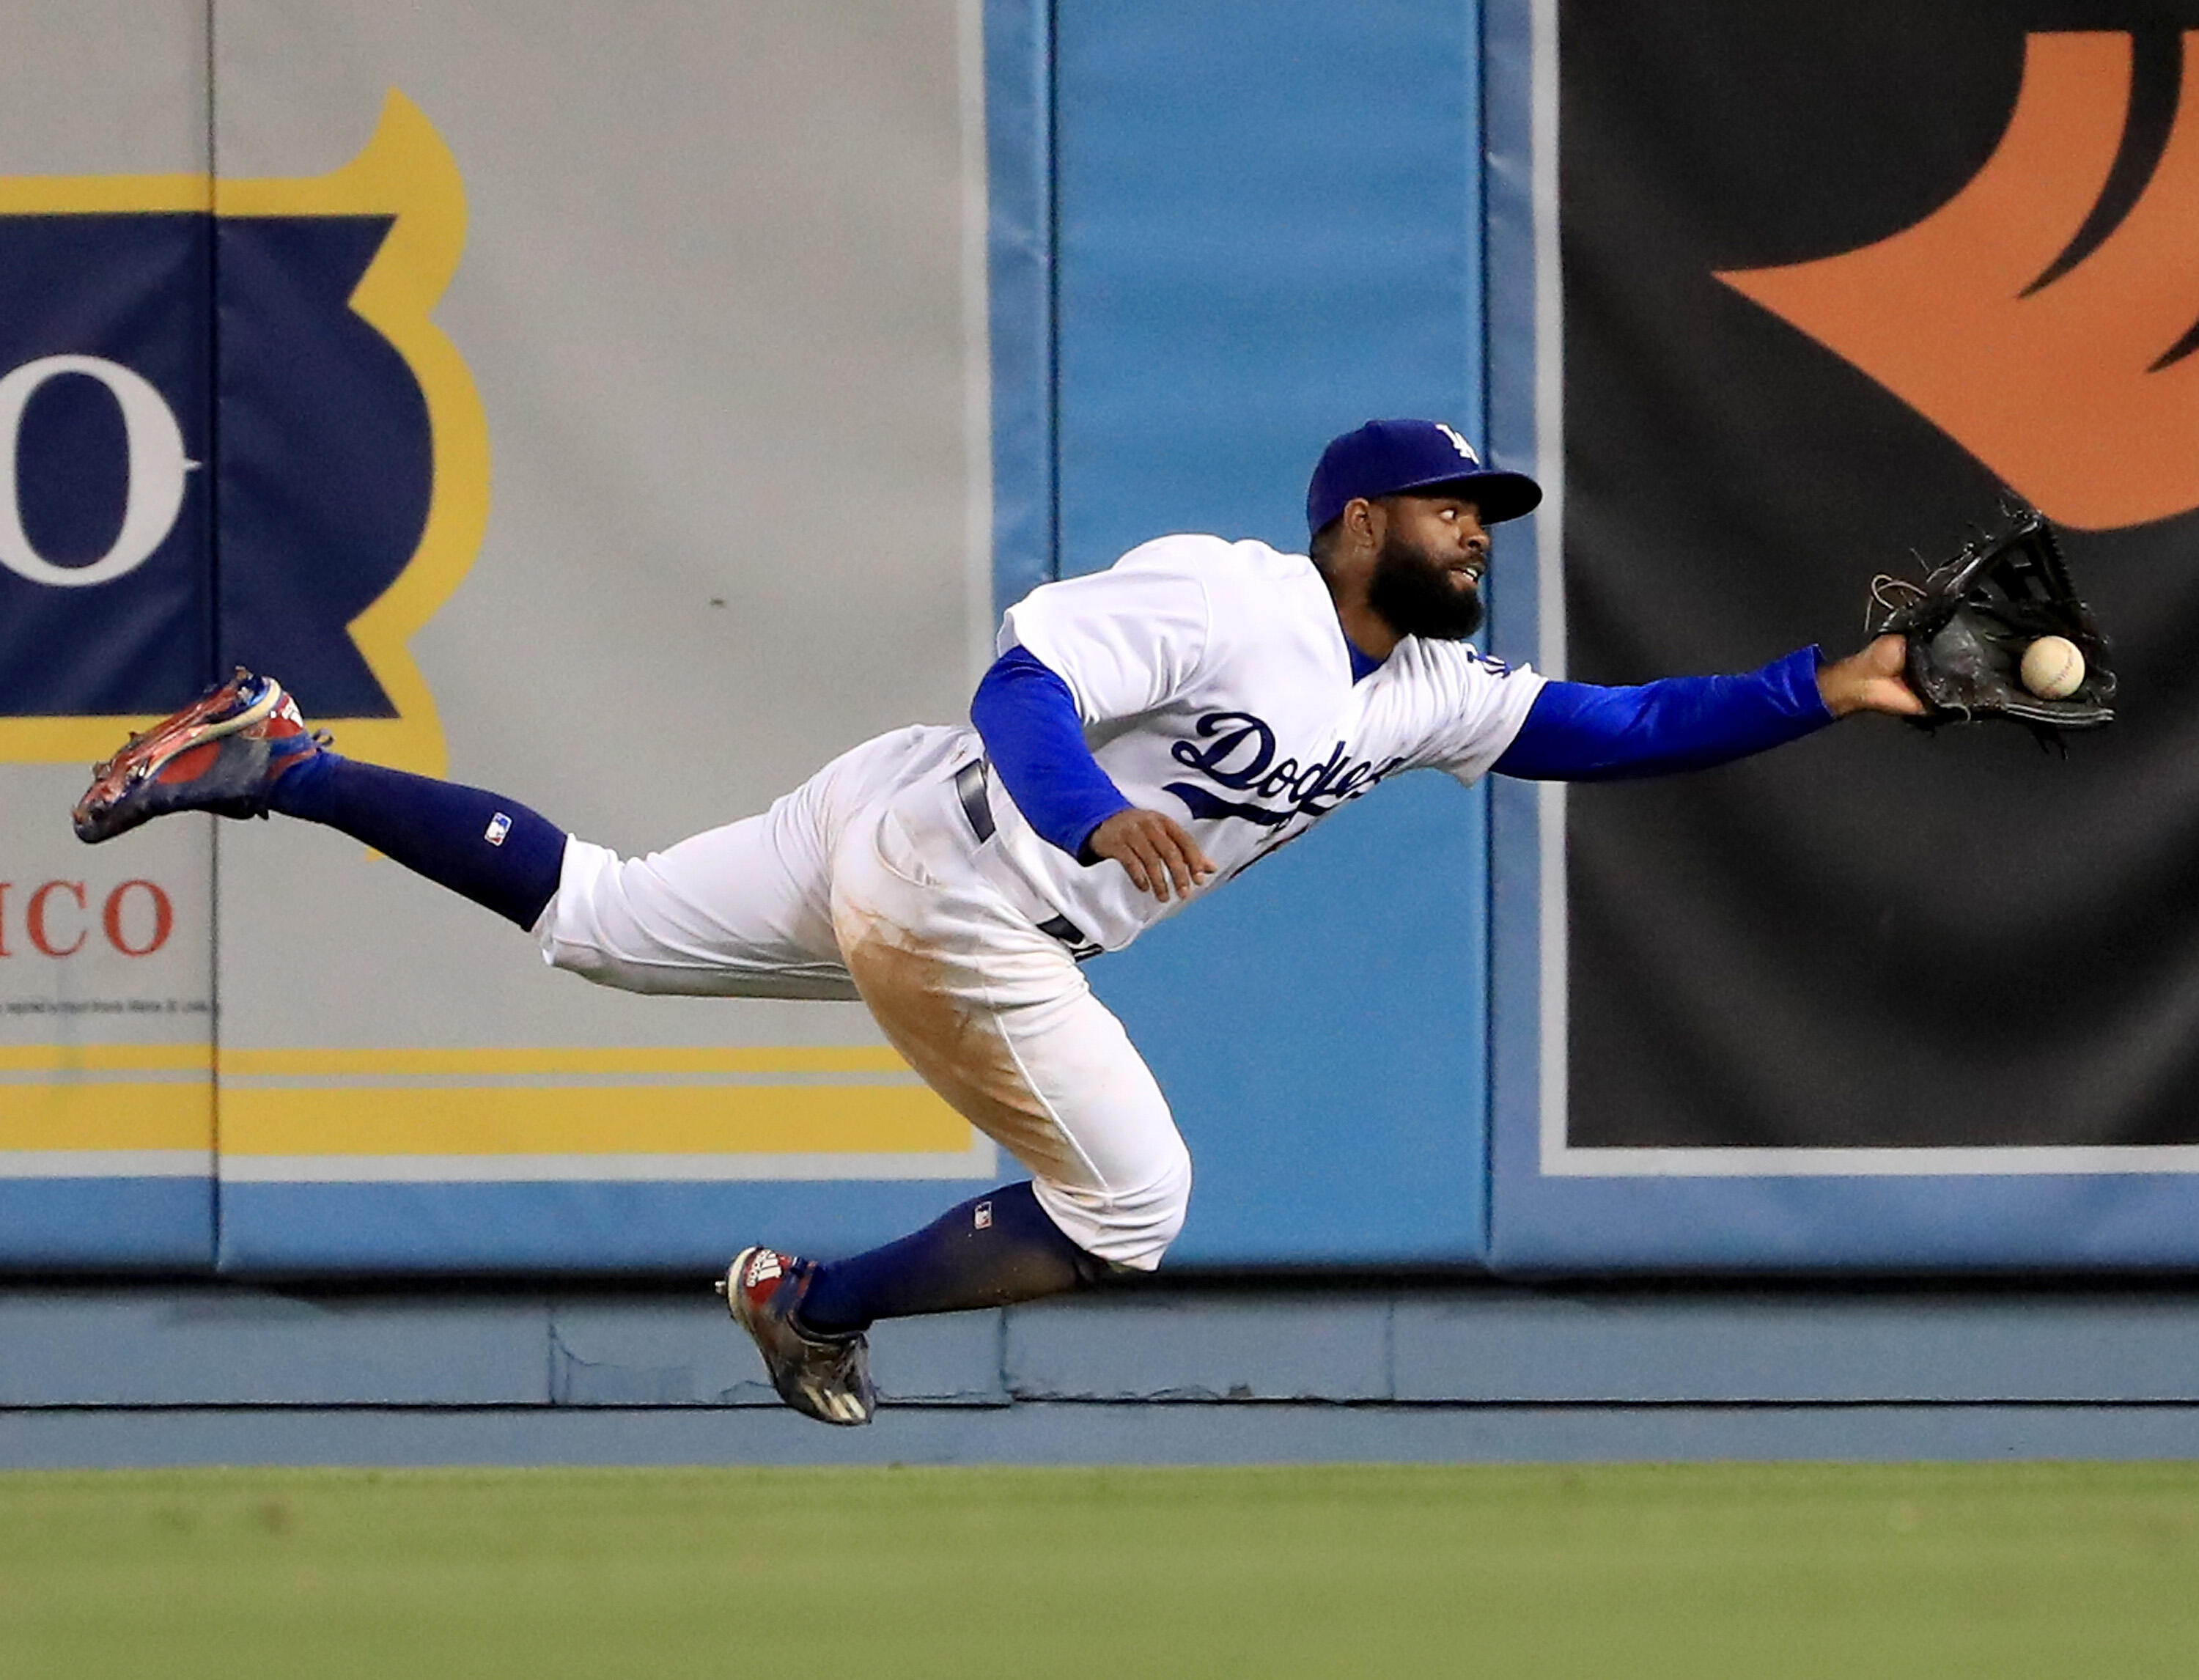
left=970, top=646, right=1134, bottom=860
left=1492, top=646, right=1834, bottom=781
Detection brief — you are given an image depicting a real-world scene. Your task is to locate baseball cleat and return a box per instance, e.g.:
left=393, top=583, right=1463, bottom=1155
left=718, top=1245, right=876, bottom=1426
left=72, top=668, right=327, bottom=844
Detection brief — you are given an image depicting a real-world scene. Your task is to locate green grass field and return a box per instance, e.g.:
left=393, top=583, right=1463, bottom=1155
left=3, top=1462, right=2195, bottom=1678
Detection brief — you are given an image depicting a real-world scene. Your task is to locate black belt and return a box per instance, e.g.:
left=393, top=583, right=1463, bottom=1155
left=954, top=756, right=998, bottom=842
left=951, top=759, right=1100, bottom=960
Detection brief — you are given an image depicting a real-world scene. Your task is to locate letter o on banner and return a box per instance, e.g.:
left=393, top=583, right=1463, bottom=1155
left=0, top=355, right=193, bottom=588
left=103, top=880, right=174, bottom=957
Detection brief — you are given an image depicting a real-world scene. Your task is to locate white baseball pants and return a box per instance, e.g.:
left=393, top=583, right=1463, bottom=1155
left=534, top=725, right=1191, bottom=1270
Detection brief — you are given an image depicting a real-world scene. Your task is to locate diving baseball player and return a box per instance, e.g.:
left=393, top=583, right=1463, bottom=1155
left=72, top=419, right=1923, bottom=1426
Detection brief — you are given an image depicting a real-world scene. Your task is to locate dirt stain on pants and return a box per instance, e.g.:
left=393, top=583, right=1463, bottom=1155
left=836, top=909, right=1091, bottom=1189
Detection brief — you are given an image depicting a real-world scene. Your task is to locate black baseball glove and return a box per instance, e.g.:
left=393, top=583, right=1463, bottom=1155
left=1866, top=502, right=2116, bottom=737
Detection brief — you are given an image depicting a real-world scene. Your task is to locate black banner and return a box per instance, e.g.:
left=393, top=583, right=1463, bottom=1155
left=1563, top=2, right=2199, bottom=1147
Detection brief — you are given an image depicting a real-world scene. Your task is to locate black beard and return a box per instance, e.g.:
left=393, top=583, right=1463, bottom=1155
left=1366, top=530, right=1485, bottom=641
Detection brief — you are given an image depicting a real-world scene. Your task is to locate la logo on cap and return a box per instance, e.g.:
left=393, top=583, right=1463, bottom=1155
left=1434, top=423, right=1478, bottom=463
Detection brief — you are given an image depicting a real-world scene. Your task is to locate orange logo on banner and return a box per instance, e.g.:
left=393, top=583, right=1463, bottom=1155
left=1716, top=32, right=2199, bottom=531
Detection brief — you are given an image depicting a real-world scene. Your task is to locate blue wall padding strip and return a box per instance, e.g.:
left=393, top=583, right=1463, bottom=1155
left=984, top=0, right=1056, bottom=618
left=1053, top=0, right=1486, bottom=575
left=214, top=1180, right=1005, bottom=1276
left=1489, top=1166, right=2199, bottom=1273
left=0, top=1179, right=216, bottom=1271
left=1050, top=0, right=1493, bottom=1265
left=1480, top=0, right=1546, bottom=1272
left=1098, top=775, right=1492, bottom=1265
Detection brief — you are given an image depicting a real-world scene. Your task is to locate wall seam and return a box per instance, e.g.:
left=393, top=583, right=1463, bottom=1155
left=203, top=0, right=226, bottom=1275
left=1476, top=0, right=1498, bottom=1269
left=981, top=0, right=1057, bottom=619
left=1044, top=0, right=1061, bottom=587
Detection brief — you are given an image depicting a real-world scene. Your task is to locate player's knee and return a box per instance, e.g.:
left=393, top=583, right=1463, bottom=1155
left=1045, top=1135, right=1191, bottom=1274
left=537, top=910, right=647, bottom=992
left=536, top=838, right=612, bottom=968
left=534, top=841, right=671, bottom=993
left=542, top=935, right=625, bottom=989
left=1139, top=1137, right=1193, bottom=1261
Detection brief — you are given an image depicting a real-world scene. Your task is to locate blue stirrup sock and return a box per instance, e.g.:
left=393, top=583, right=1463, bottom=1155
left=798, top=1180, right=1110, bottom=1334
left=267, top=752, right=567, bottom=931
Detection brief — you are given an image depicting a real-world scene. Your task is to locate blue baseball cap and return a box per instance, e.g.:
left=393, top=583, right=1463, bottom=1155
left=1306, top=419, right=1543, bottom=537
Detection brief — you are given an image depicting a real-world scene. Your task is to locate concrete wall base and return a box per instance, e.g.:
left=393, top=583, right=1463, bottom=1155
left=7, top=1278, right=2198, bottom=1466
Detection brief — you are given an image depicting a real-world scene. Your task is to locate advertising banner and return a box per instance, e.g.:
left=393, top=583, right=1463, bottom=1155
left=1489, top=1, right=2199, bottom=1267
left=205, top=0, right=998, bottom=1270
left=0, top=0, right=1000, bottom=1272
left=0, top=3, right=216, bottom=1267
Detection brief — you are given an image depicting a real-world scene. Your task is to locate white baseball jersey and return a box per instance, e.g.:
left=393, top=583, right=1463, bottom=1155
left=989, top=533, right=1547, bottom=954
left=537, top=531, right=1544, bottom=1264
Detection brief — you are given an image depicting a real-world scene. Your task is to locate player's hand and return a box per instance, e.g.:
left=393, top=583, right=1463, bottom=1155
left=1817, top=633, right=1926, bottom=718
left=1087, top=808, right=1215, bottom=902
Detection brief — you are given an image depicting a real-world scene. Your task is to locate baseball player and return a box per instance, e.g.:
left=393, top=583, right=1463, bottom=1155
left=73, top=419, right=1923, bottom=1426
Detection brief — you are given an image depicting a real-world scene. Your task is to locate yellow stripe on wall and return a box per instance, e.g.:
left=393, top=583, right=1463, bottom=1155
left=0, top=172, right=208, bottom=213
left=219, top=1083, right=970, bottom=1157
left=0, top=1083, right=213, bottom=1152
left=0, top=1046, right=970, bottom=1158
left=0, top=1045, right=213, bottom=1075
left=217, top=1045, right=911, bottom=1077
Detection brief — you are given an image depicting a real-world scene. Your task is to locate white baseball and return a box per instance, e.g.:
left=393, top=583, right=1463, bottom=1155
left=2020, top=635, right=2085, bottom=701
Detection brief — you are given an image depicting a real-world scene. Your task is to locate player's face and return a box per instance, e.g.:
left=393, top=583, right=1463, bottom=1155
left=1366, top=493, right=1491, bottom=641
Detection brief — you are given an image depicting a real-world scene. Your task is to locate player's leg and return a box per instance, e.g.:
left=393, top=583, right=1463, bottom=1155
left=537, top=724, right=970, bottom=999
left=72, top=669, right=567, bottom=929
left=720, top=775, right=1192, bottom=1425
left=721, top=969, right=1183, bottom=1426
left=797, top=1179, right=1110, bottom=1329
left=720, top=1172, right=1119, bottom=1426
left=70, top=672, right=945, bottom=994
left=270, top=751, right=568, bottom=927
left=803, top=904, right=1187, bottom=1331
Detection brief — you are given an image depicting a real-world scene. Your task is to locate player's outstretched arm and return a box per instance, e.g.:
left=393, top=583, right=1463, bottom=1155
left=1086, top=808, right=1215, bottom=902
left=1816, top=633, right=1926, bottom=718
left=1494, top=641, right=1914, bottom=784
